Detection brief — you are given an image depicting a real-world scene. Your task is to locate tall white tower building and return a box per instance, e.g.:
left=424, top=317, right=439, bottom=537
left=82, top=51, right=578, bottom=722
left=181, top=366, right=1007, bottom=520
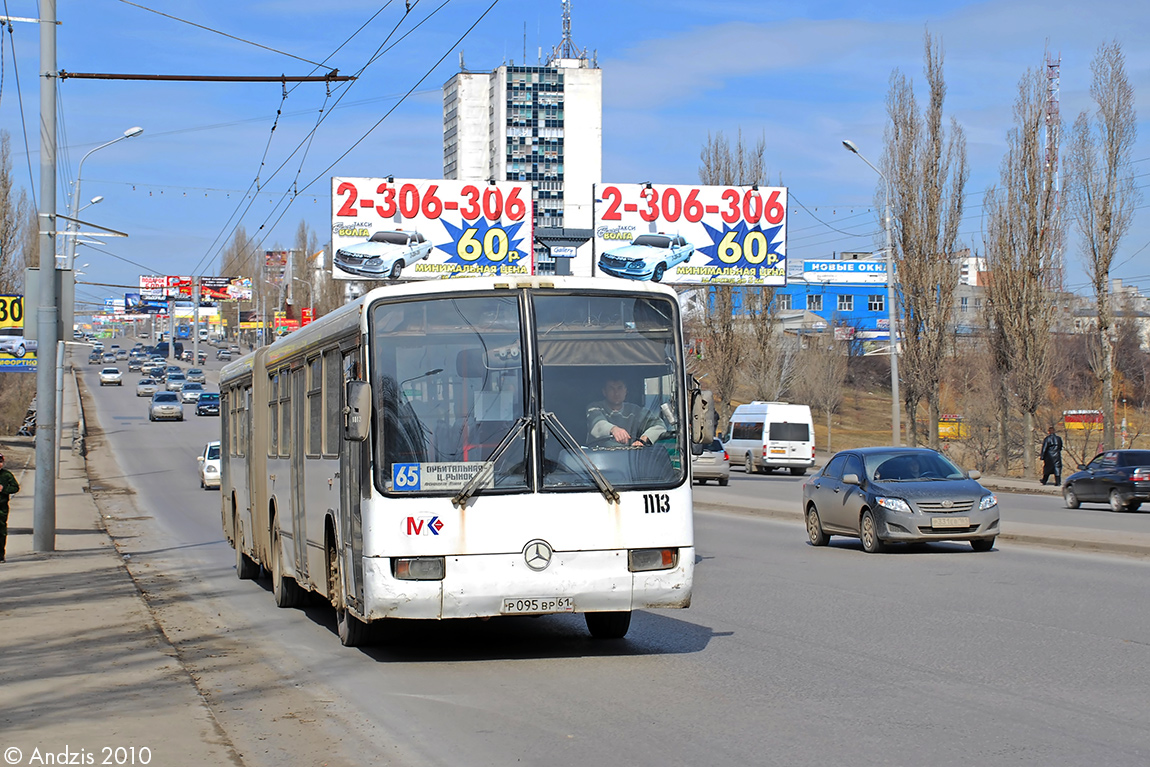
left=442, top=7, right=601, bottom=272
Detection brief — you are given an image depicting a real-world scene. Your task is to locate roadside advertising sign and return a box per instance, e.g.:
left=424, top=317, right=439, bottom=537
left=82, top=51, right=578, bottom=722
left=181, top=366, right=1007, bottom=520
left=331, top=177, right=534, bottom=281
left=803, top=259, right=886, bottom=284
left=0, top=295, right=35, bottom=372
left=195, top=276, right=252, bottom=301
left=592, top=183, right=787, bottom=286
left=228, top=277, right=253, bottom=301
left=139, top=275, right=165, bottom=300
left=301, top=308, right=314, bottom=326
left=166, top=276, right=193, bottom=298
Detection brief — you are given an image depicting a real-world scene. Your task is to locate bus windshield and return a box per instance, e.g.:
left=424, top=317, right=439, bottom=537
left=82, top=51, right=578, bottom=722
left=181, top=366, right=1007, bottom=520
left=371, top=290, right=685, bottom=496
left=535, top=293, right=684, bottom=491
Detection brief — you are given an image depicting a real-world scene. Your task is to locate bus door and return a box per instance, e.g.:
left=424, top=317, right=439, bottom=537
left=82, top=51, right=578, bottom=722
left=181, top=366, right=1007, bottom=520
left=339, top=349, right=365, bottom=608
left=290, top=366, right=308, bottom=583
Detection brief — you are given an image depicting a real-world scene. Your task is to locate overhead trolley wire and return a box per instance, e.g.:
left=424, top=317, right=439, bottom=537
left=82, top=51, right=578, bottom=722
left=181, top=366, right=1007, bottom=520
left=208, top=0, right=475, bottom=279
left=114, top=0, right=331, bottom=69
left=234, top=0, right=499, bottom=272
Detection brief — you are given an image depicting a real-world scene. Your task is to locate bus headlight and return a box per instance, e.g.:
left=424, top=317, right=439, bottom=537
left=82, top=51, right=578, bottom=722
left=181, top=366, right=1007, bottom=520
left=393, top=556, right=445, bottom=580
left=628, top=548, right=678, bottom=572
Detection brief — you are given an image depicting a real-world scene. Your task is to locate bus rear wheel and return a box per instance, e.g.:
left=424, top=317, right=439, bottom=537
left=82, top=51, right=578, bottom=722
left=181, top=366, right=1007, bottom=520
left=271, top=527, right=306, bottom=608
left=328, top=540, right=372, bottom=647
left=585, top=610, right=631, bottom=639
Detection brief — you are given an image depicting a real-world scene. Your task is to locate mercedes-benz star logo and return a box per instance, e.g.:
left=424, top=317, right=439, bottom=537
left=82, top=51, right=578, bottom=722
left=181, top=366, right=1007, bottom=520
left=523, top=539, right=553, bottom=571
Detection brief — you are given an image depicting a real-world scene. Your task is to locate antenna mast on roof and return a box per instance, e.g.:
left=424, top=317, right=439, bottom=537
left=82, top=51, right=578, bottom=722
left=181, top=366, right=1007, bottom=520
left=546, top=0, right=590, bottom=65
left=560, top=0, right=577, bottom=58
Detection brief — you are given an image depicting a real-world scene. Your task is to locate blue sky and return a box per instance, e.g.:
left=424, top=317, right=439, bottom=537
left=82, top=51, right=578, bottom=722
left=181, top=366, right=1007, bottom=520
left=1, top=0, right=1147, bottom=312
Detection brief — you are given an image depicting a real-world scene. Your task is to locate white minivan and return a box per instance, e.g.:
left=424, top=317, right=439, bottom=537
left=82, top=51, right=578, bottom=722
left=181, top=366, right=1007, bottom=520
left=724, top=401, right=815, bottom=476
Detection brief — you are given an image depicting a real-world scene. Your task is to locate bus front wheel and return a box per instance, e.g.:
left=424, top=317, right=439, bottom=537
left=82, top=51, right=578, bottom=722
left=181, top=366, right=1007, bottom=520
left=585, top=611, right=631, bottom=639
left=328, top=540, right=372, bottom=647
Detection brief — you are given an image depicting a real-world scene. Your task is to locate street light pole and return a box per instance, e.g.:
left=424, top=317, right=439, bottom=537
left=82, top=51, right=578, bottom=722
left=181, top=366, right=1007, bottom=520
left=843, top=139, right=901, bottom=446
left=292, top=277, right=312, bottom=320
left=65, top=126, right=143, bottom=270
left=33, top=0, right=58, bottom=552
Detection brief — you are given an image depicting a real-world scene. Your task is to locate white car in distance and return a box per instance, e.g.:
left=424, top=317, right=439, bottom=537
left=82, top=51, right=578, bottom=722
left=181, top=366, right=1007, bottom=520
left=198, top=441, right=221, bottom=490
left=98, top=367, right=123, bottom=386
left=334, top=230, right=433, bottom=279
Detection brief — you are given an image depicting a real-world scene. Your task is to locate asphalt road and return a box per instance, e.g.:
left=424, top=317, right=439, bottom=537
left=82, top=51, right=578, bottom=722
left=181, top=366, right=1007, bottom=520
left=79, top=348, right=1150, bottom=767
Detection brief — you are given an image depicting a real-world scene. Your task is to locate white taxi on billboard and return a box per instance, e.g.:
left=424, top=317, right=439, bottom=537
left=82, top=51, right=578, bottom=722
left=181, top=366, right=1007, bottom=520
left=597, top=234, right=694, bottom=282
left=333, top=230, right=433, bottom=280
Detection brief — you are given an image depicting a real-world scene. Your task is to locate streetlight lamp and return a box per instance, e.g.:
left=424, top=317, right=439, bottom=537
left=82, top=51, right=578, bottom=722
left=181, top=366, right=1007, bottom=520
left=843, top=138, right=900, bottom=446
left=291, top=276, right=313, bottom=319
left=65, top=126, right=143, bottom=270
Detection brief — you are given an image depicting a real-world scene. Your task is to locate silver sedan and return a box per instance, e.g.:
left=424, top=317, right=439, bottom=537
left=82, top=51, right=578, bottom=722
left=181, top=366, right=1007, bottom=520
left=802, top=447, right=999, bottom=553
left=149, top=391, right=184, bottom=422
left=136, top=378, right=159, bottom=398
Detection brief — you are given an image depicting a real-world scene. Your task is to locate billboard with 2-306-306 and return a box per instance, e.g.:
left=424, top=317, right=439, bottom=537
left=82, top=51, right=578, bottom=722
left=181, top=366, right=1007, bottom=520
left=592, top=183, right=787, bottom=286
left=331, top=177, right=534, bottom=281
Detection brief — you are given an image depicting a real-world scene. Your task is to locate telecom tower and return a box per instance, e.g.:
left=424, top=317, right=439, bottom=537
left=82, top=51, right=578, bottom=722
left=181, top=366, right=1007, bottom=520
left=546, top=0, right=590, bottom=63
left=442, top=0, right=602, bottom=274
left=1045, top=51, right=1063, bottom=290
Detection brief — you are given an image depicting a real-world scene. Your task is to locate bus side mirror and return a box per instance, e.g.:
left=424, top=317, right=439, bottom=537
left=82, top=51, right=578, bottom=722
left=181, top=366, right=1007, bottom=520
left=344, top=380, right=371, bottom=441
left=690, top=389, right=714, bottom=444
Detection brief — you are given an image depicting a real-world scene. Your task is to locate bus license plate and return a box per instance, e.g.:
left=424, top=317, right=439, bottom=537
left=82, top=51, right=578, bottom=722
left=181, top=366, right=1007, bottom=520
left=501, top=597, right=574, bottom=614
left=931, top=516, right=970, bottom=528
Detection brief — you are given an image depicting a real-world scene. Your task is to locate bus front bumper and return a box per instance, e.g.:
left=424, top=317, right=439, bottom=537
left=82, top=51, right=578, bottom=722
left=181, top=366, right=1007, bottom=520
left=361, top=547, right=694, bottom=620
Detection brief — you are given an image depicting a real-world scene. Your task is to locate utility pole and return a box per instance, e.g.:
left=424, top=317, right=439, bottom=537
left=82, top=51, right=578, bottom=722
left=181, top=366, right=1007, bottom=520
left=33, top=0, right=58, bottom=552
left=193, top=275, right=200, bottom=365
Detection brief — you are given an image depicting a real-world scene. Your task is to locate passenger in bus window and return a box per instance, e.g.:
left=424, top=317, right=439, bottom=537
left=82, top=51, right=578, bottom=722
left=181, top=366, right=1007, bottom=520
left=586, top=377, right=666, bottom=448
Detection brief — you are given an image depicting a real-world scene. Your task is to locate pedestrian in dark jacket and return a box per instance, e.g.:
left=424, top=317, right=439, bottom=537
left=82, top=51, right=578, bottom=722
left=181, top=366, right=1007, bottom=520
left=0, top=453, right=20, bottom=562
left=1040, top=426, right=1064, bottom=486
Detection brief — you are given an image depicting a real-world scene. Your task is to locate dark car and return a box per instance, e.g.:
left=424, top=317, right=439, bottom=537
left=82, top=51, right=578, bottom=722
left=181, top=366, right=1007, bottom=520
left=802, top=447, right=999, bottom=553
left=196, top=392, right=220, bottom=416
left=1063, top=449, right=1150, bottom=512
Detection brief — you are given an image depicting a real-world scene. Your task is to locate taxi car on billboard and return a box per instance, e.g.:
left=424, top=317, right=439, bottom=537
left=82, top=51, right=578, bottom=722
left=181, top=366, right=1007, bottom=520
left=597, top=234, right=694, bottom=282
left=333, top=230, right=433, bottom=279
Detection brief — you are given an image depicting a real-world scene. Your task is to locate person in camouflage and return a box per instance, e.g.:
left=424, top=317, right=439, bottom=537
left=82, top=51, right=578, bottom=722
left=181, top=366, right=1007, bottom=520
left=0, top=453, right=20, bottom=562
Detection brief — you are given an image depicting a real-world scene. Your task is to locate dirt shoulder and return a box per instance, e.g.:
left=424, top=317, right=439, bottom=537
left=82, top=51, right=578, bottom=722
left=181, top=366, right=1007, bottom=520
left=79, top=376, right=382, bottom=767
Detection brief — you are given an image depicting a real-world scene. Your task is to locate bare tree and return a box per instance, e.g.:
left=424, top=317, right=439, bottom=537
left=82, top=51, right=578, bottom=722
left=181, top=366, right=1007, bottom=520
left=697, top=129, right=769, bottom=429
left=984, top=62, right=1064, bottom=477
left=1067, top=40, right=1140, bottom=450
left=0, top=131, right=31, bottom=292
left=219, top=226, right=258, bottom=341
left=793, top=334, right=847, bottom=452
left=743, top=286, right=798, bottom=401
left=695, top=286, right=741, bottom=433
left=883, top=32, right=968, bottom=447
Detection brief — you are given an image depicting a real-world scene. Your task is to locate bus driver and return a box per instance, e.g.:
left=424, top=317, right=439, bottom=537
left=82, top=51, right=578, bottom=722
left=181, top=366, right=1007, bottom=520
left=586, top=377, right=666, bottom=448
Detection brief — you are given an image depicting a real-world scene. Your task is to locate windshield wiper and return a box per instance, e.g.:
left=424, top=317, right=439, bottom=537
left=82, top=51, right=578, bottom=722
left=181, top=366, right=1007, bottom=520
left=452, top=417, right=532, bottom=508
left=541, top=411, right=620, bottom=503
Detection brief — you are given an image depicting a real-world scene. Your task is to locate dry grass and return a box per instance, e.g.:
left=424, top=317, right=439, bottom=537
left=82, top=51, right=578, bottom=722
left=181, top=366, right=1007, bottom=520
left=0, top=373, right=37, bottom=435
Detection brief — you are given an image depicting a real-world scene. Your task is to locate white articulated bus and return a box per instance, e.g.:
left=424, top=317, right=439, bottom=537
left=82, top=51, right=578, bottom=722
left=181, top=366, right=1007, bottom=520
left=220, top=276, right=711, bottom=646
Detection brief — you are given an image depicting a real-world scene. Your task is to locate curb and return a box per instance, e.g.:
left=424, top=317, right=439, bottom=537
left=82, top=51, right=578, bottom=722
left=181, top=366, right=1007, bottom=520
left=980, top=481, right=1062, bottom=497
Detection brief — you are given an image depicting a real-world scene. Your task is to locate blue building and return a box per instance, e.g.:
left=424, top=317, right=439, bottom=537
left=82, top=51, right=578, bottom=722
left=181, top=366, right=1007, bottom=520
left=724, top=256, right=892, bottom=342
